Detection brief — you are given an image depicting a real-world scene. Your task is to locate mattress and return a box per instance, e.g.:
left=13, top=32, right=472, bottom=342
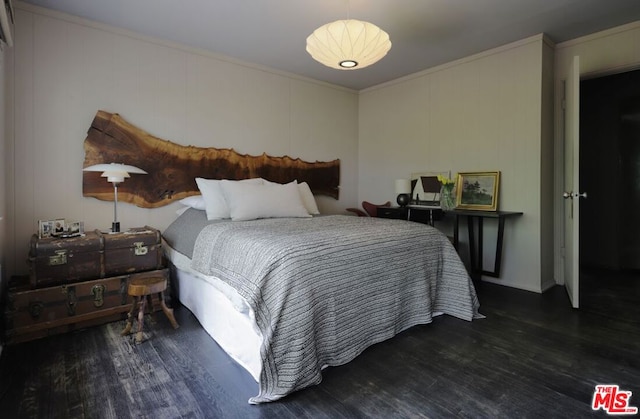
left=164, top=242, right=263, bottom=381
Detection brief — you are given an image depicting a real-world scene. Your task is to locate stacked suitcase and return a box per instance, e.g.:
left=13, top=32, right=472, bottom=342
left=4, top=226, right=168, bottom=343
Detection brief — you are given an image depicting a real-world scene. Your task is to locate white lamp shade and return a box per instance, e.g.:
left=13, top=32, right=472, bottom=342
left=83, top=163, right=147, bottom=183
left=306, top=19, right=391, bottom=70
left=395, top=179, right=411, bottom=194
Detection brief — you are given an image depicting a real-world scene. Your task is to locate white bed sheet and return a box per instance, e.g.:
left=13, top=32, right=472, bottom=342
left=164, top=242, right=263, bottom=382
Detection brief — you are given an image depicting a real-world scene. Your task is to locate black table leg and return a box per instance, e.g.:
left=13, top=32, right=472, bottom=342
left=491, top=216, right=506, bottom=277
left=453, top=214, right=460, bottom=250
left=467, top=216, right=478, bottom=281
left=448, top=210, right=522, bottom=282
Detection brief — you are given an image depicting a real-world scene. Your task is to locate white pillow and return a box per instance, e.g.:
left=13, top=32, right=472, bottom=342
left=196, top=178, right=263, bottom=220
left=297, top=182, right=320, bottom=215
left=178, top=195, right=206, bottom=211
left=260, top=178, right=279, bottom=186
left=220, top=180, right=311, bottom=221
left=261, top=178, right=320, bottom=215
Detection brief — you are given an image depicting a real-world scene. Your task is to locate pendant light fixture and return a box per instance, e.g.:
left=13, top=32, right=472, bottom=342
left=306, top=18, right=391, bottom=70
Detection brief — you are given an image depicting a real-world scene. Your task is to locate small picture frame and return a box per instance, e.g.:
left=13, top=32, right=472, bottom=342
left=53, top=218, right=66, bottom=235
left=67, top=221, right=84, bottom=236
left=455, top=171, right=500, bottom=211
left=38, top=220, right=54, bottom=238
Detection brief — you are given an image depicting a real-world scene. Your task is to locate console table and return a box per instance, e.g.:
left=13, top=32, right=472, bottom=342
left=450, top=210, right=523, bottom=281
left=408, top=205, right=443, bottom=226
left=377, top=205, right=443, bottom=226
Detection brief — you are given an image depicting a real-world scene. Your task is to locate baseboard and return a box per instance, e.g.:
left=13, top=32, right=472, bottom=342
left=540, top=279, right=558, bottom=292
left=480, top=278, right=535, bottom=293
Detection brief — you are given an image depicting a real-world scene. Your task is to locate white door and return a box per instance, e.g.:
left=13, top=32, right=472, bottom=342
left=563, top=56, right=581, bottom=308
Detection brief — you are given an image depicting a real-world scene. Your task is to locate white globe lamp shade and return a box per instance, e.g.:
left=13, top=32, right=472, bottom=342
left=306, top=19, right=391, bottom=70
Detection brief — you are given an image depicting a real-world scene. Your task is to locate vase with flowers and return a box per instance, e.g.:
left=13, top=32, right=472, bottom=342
left=437, top=174, right=456, bottom=211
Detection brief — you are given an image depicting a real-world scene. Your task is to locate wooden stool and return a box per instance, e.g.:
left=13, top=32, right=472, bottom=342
left=121, top=276, right=179, bottom=343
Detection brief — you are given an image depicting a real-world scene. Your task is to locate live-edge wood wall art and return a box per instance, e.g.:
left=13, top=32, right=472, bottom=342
left=82, top=111, right=340, bottom=208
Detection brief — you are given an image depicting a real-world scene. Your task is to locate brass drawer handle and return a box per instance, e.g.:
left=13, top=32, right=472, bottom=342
left=134, top=242, right=148, bottom=256
left=28, top=301, right=44, bottom=319
left=92, top=284, right=106, bottom=307
left=49, top=250, right=67, bottom=266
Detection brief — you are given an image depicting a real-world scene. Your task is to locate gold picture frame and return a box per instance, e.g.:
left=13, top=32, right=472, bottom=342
left=455, top=171, right=500, bottom=211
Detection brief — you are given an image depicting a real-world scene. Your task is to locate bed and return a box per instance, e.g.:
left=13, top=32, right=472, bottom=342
left=80, top=112, right=481, bottom=403
left=162, top=202, right=482, bottom=404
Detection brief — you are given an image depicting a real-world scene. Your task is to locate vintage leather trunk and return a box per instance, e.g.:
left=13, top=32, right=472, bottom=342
left=29, top=231, right=104, bottom=288
left=99, top=226, right=163, bottom=276
left=4, top=269, right=168, bottom=344
left=28, top=226, right=163, bottom=288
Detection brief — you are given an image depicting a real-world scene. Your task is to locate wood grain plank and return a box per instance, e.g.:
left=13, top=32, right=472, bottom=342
left=82, top=111, right=341, bottom=208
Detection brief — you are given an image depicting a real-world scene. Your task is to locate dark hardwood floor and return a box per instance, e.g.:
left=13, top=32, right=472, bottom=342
left=580, top=267, right=640, bottom=324
left=0, top=281, right=638, bottom=419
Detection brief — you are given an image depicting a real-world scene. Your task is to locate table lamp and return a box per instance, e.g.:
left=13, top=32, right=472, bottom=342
left=395, top=179, right=411, bottom=207
left=83, top=163, right=147, bottom=232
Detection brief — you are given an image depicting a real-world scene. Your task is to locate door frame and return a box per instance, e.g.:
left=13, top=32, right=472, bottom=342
left=553, top=61, right=640, bottom=300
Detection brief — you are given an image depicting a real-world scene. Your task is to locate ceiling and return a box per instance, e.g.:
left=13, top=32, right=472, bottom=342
left=18, top=0, right=640, bottom=90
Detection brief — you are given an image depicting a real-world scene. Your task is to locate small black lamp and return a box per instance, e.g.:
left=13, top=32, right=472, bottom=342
left=395, top=179, right=411, bottom=207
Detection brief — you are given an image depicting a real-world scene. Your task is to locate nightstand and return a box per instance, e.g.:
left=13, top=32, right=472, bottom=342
left=376, top=206, right=408, bottom=220
left=4, top=226, right=168, bottom=343
left=408, top=205, right=444, bottom=226
left=377, top=205, right=444, bottom=226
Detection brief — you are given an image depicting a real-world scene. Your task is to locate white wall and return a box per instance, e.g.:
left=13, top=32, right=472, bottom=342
left=9, top=4, right=638, bottom=291
left=553, top=21, right=640, bottom=285
left=359, top=35, right=554, bottom=292
left=0, top=32, right=8, bottom=339
left=6, top=4, right=359, bottom=278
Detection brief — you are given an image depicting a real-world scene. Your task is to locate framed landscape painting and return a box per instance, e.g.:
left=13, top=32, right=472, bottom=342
left=455, top=171, right=500, bottom=211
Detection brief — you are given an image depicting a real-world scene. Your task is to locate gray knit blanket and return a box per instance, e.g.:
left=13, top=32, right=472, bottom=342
left=190, top=215, right=481, bottom=404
